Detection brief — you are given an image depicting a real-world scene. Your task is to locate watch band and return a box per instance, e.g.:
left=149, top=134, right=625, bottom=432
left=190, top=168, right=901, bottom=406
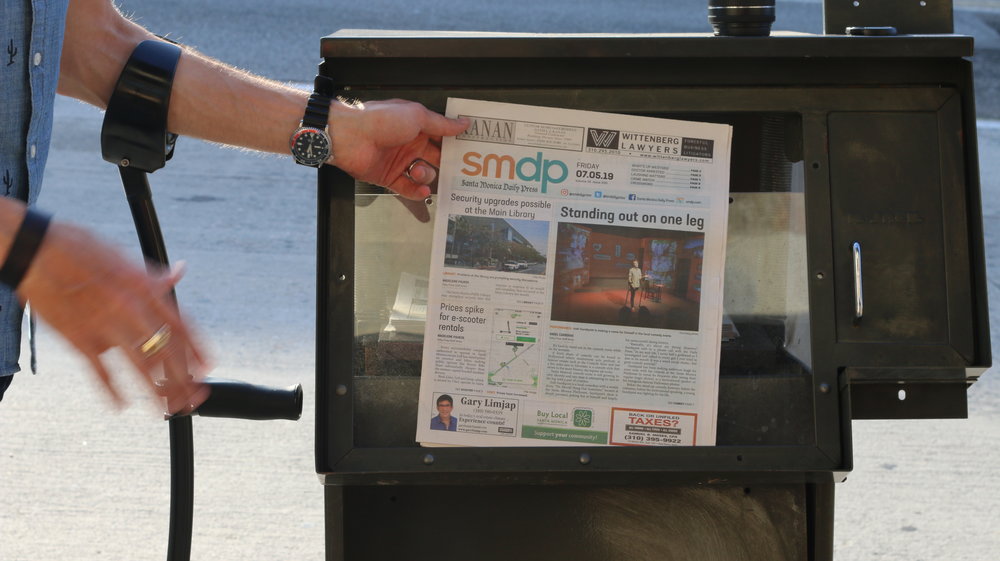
left=302, top=94, right=331, bottom=129
left=302, top=75, right=335, bottom=129
left=0, top=208, right=52, bottom=291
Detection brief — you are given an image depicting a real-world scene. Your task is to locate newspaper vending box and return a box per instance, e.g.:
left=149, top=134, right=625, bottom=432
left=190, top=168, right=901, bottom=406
left=314, top=32, right=989, bottom=561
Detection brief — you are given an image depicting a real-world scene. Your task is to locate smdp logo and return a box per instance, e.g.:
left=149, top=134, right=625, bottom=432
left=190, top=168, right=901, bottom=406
left=461, top=151, right=568, bottom=193
left=586, top=128, right=620, bottom=150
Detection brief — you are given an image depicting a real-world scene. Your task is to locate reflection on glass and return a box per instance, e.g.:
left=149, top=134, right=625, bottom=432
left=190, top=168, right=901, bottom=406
left=354, top=161, right=811, bottom=377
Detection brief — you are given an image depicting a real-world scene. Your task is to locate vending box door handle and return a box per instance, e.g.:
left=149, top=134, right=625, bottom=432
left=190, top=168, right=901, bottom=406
left=853, top=242, right=864, bottom=321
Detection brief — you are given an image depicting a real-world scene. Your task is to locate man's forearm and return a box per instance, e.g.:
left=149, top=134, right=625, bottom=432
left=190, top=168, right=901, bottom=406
left=58, top=0, right=468, bottom=199
left=59, top=0, right=308, bottom=156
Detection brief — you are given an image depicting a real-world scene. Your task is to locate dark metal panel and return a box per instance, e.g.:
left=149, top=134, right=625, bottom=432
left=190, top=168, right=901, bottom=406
left=324, top=486, right=344, bottom=561
left=825, top=105, right=982, bottom=372
left=315, top=164, right=357, bottom=472
left=314, top=167, right=333, bottom=473
left=829, top=111, right=951, bottom=344
left=847, top=367, right=970, bottom=419
left=321, top=445, right=843, bottom=486
left=323, top=32, right=972, bottom=59
left=326, top=57, right=972, bottom=91
left=800, top=111, right=846, bottom=468
left=824, top=0, right=954, bottom=35
left=938, top=93, right=976, bottom=363
left=954, top=60, right=993, bottom=373
left=849, top=381, right=969, bottom=419
left=336, top=484, right=813, bottom=561
left=835, top=370, right=855, bottom=480
left=332, top=87, right=956, bottom=116
left=806, top=482, right=836, bottom=561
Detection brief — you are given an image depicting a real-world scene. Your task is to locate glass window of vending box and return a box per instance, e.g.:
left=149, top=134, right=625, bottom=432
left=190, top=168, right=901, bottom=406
left=314, top=33, right=989, bottom=561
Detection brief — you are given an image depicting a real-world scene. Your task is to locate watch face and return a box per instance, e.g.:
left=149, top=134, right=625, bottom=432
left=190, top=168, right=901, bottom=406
left=291, top=128, right=331, bottom=167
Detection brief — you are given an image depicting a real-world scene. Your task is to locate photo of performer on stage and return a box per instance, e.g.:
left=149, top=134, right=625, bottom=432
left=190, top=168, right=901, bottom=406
left=550, top=222, right=704, bottom=331
left=627, top=260, right=643, bottom=310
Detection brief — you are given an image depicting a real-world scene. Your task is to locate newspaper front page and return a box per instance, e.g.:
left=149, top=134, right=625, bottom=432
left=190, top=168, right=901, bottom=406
left=416, top=99, right=732, bottom=447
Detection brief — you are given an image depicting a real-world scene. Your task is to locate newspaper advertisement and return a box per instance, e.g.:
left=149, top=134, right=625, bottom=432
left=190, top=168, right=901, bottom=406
left=416, top=98, right=732, bottom=447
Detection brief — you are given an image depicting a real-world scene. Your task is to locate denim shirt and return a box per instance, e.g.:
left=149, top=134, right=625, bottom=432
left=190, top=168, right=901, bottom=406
left=1, top=0, right=69, bottom=377
left=430, top=415, right=458, bottom=431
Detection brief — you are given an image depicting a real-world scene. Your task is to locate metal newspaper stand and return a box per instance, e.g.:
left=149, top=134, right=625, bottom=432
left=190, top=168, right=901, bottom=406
left=315, top=30, right=990, bottom=561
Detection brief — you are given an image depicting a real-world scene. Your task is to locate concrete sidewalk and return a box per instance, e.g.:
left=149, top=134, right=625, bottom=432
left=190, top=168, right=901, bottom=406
left=0, top=98, right=323, bottom=561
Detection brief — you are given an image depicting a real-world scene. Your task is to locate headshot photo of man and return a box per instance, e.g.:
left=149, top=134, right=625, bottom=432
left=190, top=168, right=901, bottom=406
left=430, top=394, right=458, bottom=431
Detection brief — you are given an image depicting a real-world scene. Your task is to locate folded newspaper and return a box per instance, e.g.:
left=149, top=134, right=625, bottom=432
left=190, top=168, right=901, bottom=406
left=417, top=99, right=732, bottom=447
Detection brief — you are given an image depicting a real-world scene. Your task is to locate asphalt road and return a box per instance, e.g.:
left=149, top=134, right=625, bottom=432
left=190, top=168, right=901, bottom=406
left=1, top=2, right=998, bottom=561
left=117, top=0, right=1000, bottom=118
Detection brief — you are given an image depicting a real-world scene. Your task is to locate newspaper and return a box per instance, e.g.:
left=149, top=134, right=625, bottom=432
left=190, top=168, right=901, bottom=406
left=416, top=98, right=732, bottom=447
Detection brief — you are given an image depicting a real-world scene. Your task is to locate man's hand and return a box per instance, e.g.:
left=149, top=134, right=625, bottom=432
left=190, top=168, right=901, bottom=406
left=327, top=99, right=469, bottom=200
left=18, top=221, right=209, bottom=413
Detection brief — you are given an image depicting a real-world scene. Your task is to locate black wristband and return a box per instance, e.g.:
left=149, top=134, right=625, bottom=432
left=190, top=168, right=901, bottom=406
left=0, top=208, right=52, bottom=291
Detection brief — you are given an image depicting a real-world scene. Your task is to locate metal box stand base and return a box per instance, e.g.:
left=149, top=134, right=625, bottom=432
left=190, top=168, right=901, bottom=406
left=325, top=482, right=834, bottom=561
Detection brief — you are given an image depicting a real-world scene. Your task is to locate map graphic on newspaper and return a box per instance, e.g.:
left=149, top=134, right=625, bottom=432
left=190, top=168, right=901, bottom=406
left=417, top=98, right=733, bottom=447
left=488, top=308, right=542, bottom=388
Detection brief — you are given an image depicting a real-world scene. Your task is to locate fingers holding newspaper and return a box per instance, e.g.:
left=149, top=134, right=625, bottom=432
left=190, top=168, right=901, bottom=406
left=327, top=99, right=470, bottom=200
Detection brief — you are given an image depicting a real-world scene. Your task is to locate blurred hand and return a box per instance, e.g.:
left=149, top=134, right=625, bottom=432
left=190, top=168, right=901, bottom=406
left=17, top=221, right=209, bottom=413
left=327, top=99, right=469, bottom=200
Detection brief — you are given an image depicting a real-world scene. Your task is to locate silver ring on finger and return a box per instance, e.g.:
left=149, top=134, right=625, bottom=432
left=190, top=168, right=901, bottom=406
left=403, top=158, right=434, bottom=183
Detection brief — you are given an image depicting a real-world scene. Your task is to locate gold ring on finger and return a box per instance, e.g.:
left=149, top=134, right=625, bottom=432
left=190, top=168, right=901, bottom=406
left=139, top=324, right=172, bottom=357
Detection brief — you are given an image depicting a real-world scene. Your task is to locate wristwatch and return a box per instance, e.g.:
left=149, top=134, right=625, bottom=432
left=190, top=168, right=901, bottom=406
left=290, top=76, right=335, bottom=167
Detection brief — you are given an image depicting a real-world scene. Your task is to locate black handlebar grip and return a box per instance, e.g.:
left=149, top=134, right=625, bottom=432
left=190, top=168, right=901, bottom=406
left=193, top=377, right=303, bottom=421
